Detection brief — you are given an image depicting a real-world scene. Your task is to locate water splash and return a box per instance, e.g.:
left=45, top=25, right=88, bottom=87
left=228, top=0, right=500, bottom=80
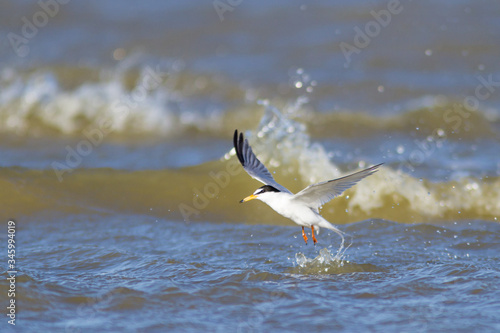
left=243, top=99, right=342, bottom=185
left=290, top=247, right=383, bottom=275
left=292, top=249, right=346, bottom=275
left=296, top=248, right=344, bottom=268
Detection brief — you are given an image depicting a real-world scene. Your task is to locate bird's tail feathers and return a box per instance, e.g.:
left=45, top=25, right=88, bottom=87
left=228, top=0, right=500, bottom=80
left=318, top=219, right=344, bottom=240
left=318, top=218, right=349, bottom=258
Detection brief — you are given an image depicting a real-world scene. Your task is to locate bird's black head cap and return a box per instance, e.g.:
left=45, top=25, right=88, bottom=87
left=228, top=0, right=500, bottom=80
left=255, top=185, right=281, bottom=195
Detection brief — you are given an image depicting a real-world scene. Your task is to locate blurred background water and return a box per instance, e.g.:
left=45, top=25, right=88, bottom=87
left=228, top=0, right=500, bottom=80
left=0, top=1, right=499, bottom=332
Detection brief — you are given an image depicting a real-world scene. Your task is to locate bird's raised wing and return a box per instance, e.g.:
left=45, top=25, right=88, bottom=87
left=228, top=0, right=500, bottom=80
left=233, top=130, right=291, bottom=194
left=291, top=163, right=383, bottom=209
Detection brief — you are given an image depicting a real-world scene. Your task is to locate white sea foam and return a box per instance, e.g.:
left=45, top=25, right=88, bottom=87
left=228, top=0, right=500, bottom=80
left=0, top=67, right=225, bottom=137
left=232, top=101, right=500, bottom=220
left=247, top=100, right=343, bottom=184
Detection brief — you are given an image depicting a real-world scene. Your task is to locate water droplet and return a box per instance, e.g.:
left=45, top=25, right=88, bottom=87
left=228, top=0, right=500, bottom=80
left=113, top=48, right=126, bottom=60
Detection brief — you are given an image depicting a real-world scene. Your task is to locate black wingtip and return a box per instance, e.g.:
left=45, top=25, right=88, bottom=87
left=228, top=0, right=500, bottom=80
left=233, top=129, right=238, bottom=150
left=238, top=132, right=245, bottom=164
left=367, top=163, right=384, bottom=176
left=233, top=129, right=245, bottom=165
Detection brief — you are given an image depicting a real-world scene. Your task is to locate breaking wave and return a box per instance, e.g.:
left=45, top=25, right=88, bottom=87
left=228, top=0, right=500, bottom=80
left=1, top=66, right=499, bottom=141
left=2, top=101, right=499, bottom=224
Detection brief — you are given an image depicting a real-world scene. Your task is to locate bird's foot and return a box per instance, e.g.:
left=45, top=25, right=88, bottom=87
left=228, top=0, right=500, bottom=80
left=301, top=227, right=308, bottom=245
left=311, top=226, right=317, bottom=245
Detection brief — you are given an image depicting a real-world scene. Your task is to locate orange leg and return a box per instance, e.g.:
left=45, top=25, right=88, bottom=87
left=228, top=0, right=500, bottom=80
left=301, top=227, right=308, bottom=245
left=311, top=226, right=317, bottom=245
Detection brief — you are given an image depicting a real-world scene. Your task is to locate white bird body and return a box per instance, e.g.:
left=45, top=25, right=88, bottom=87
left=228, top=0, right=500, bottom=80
left=255, top=191, right=339, bottom=234
left=234, top=129, right=381, bottom=245
left=256, top=191, right=318, bottom=227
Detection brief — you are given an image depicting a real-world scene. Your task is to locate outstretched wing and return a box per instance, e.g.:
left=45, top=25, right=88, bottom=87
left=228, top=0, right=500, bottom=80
left=291, top=163, right=383, bottom=209
left=233, top=130, right=291, bottom=194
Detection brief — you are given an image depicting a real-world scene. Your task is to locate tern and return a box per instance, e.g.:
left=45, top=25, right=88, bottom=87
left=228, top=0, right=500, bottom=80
left=234, top=129, right=382, bottom=245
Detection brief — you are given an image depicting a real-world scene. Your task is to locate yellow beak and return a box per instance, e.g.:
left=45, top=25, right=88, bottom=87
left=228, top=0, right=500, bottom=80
left=240, top=194, right=257, bottom=203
